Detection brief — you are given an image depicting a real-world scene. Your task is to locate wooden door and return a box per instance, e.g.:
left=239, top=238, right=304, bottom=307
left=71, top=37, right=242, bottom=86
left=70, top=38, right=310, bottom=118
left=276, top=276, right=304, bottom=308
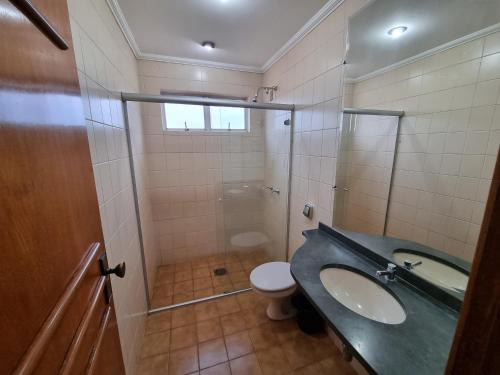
left=445, top=150, right=500, bottom=374
left=0, top=0, right=126, bottom=374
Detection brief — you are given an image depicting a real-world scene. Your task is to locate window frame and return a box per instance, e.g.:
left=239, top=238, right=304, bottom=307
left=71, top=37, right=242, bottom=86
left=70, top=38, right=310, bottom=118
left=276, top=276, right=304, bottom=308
left=161, top=102, right=249, bottom=133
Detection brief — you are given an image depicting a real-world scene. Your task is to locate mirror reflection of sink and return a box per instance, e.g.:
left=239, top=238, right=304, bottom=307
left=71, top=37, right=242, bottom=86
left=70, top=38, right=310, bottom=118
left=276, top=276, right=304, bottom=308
left=393, top=251, right=468, bottom=293
left=319, top=267, right=406, bottom=324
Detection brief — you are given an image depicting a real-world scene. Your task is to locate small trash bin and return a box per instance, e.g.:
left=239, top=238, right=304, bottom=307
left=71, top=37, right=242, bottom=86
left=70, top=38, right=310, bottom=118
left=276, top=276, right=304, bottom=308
left=291, top=293, right=324, bottom=334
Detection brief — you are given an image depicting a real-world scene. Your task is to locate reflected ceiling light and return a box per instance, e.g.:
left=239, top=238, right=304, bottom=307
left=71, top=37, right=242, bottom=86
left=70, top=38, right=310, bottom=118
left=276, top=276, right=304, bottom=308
left=201, top=41, right=215, bottom=50
left=387, top=26, right=407, bottom=39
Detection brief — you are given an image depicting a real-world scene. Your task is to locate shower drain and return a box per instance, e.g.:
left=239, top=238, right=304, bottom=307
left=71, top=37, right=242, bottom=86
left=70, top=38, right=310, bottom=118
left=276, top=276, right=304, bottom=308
left=213, top=267, right=227, bottom=276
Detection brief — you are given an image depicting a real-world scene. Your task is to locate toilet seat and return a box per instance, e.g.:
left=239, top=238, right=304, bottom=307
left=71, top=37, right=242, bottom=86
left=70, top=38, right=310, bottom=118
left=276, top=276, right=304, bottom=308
left=250, top=262, right=296, bottom=292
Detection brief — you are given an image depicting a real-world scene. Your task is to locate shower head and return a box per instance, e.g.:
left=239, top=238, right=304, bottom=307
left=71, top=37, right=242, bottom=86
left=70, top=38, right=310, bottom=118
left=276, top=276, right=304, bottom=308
left=251, top=86, right=278, bottom=103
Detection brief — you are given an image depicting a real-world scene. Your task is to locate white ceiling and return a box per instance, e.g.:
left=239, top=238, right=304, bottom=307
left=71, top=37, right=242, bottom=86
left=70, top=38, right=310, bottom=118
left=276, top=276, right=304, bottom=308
left=346, top=0, right=500, bottom=80
left=113, top=0, right=330, bottom=71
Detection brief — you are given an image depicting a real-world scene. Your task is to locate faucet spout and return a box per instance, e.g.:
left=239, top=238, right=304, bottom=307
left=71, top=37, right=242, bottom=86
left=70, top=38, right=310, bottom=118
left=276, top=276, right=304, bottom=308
left=376, top=263, right=397, bottom=281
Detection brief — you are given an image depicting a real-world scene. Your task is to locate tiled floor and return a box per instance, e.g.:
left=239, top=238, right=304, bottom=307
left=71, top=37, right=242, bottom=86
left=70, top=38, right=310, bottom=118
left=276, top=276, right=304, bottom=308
left=151, top=250, right=272, bottom=309
left=139, top=290, right=357, bottom=375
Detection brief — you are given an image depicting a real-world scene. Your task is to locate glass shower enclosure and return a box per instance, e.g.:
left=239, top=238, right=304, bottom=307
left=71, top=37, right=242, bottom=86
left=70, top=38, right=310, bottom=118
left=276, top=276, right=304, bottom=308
left=333, top=109, right=403, bottom=235
left=122, top=93, right=293, bottom=312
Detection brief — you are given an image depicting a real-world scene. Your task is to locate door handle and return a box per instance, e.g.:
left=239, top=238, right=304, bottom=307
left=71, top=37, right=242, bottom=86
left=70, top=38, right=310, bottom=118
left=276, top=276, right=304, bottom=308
left=103, top=262, right=126, bottom=278
left=99, top=253, right=126, bottom=278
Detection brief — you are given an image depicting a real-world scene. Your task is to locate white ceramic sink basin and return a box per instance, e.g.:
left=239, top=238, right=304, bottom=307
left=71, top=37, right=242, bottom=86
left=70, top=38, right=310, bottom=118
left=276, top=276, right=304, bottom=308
left=320, top=267, right=406, bottom=324
left=393, top=251, right=468, bottom=293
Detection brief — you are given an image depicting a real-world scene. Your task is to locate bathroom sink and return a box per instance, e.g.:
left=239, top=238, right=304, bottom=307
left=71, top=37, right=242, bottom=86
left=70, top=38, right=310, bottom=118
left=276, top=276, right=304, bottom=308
left=393, top=251, right=468, bottom=293
left=319, top=267, right=406, bottom=324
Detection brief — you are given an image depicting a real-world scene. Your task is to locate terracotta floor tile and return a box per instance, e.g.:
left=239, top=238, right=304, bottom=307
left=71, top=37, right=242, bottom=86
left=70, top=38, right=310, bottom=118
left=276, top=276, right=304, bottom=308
left=154, top=284, right=174, bottom=299
left=214, top=285, right=234, bottom=294
left=175, top=269, right=193, bottom=283
left=194, top=277, right=213, bottom=291
left=212, top=275, right=231, bottom=288
left=198, top=338, right=228, bottom=369
left=196, top=318, right=222, bottom=342
left=151, top=295, right=173, bottom=309
left=158, top=264, right=175, bottom=275
left=137, top=353, right=169, bottom=375
left=269, top=318, right=300, bottom=342
left=216, top=296, right=240, bottom=315
left=156, top=271, right=175, bottom=285
left=255, top=346, right=291, bottom=375
left=292, top=362, right=325, bottom=375
left=172, top=306, right=196, bottom=328
left=228, top=271, right=247, bottom=283
left=232, top=280, right=251, bottom=289
left=169, top=346, right=198, bottom=375
left=146, top=311, right=172, bottom=334
left=225, top=262, right=243, bottom=273
left=245, top=307, right=269, bottom=328
left=175, top=262, right=192, bottom=273
left=309, top=334, right=337, bottom=361
left=320, top=355, right=357, bottom=374
left=193, top=267, right=211, bottom=279
left=230, top=353, right=263, bottom=375
left=174, top=280, right=194, bottom=294
left=171, top=324, right=197, bottom=350
left=195, top=300, right=219, bottom=321
left=281, top=336, right=318, bottom=370
left=248, top=323, right=279, bottom=351
left=236, top=292, right=258, bottom=310
left=199, top=362, right=231, bottom=375
left=220, top=311, right=247, bottom=335
left=192, top=258, right=210, bottom=269
left=141, top=331, right=171, bottom=358
left=225, top=331, right=254, bottom=360
left=207, top=255, right=225, bottom=265
left=173, top=292, right=194, bottom=304
left=194, top=288, right=214, bottom=299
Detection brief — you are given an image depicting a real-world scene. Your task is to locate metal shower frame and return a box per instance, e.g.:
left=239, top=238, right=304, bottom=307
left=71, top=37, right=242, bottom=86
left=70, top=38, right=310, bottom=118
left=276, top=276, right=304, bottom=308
left=120, top=92, right=295, bottom=314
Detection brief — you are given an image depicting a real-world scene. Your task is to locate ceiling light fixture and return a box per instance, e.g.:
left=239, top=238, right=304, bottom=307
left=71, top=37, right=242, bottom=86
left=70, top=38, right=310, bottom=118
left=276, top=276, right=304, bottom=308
left=387, top=26, right=407, bottom=39
left=201, top=41, right=215, bottom=50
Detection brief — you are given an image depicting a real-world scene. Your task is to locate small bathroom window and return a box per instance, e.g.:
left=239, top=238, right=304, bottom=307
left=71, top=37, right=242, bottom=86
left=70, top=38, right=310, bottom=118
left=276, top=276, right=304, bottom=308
left=161, top=92, right=248, bottom=132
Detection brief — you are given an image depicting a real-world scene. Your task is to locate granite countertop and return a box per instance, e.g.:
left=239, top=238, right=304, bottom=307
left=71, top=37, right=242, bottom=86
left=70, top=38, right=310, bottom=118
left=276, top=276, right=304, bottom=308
left=290, top=226, right=459, bottom=375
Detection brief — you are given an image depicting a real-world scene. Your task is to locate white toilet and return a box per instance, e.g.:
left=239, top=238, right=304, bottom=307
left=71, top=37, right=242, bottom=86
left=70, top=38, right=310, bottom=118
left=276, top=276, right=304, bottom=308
left=250, top=261, right=297, bottom=320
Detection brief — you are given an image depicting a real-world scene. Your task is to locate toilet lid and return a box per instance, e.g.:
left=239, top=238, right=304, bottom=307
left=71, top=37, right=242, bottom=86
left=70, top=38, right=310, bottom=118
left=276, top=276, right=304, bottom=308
left=250, top=262, right=296, bottom=292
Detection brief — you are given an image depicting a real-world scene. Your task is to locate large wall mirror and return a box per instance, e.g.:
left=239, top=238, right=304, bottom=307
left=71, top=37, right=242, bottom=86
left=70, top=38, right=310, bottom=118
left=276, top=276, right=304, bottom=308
left=334, top=0, right=500, bottom=299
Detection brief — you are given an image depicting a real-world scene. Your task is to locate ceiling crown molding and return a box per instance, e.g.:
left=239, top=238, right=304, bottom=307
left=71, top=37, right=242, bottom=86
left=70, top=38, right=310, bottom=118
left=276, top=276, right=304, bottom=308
left=261, top=0, right=344, bottom=72
left=106, top=0, right=344, bottom=74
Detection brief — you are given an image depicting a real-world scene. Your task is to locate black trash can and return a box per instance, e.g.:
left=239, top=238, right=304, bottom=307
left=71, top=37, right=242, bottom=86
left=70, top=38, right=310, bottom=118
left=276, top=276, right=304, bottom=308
left=291, top=293, right=324, bottom=334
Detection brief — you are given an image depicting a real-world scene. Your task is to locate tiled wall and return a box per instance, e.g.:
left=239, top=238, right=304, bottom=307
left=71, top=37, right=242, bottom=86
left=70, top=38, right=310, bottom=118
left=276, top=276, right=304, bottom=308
left=263, top=0, right=369, bottom=257
left=67, top=0, right=157, bottom=372
left=351, top=32, right=500, bottom=261
left=137, top=61, right=265, bottom=264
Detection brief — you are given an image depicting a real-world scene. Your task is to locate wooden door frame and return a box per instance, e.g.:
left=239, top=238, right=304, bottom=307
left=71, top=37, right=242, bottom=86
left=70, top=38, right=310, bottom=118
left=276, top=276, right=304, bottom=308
left=446, top=148, right=500, bottom=374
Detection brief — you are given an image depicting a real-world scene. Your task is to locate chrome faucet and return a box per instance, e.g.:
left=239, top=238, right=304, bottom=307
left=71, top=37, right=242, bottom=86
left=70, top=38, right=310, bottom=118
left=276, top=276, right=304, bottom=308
left=376, top=263, right=397, bottom=281
left=403, top=259, right=422, bottom=270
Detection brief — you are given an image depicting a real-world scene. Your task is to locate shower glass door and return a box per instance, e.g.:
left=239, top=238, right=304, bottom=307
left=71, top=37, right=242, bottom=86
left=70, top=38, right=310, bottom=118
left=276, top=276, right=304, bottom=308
left=148, top=105, right=292, bottom=309
left=333, top=113, right=399, bottom=235
left=213, top=108, right=292, bottom=294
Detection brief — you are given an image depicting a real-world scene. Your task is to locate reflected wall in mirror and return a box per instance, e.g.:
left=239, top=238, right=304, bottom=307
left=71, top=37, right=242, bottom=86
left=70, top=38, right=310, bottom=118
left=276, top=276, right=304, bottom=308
left=333, top=113, right=399, bottom=235
left=338, top=0, right=500, bottom=293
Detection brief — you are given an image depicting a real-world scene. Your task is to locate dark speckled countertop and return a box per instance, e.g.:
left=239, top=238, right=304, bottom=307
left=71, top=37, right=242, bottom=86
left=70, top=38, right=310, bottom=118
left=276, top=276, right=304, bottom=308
left=291, top=225, right=459, bottom=375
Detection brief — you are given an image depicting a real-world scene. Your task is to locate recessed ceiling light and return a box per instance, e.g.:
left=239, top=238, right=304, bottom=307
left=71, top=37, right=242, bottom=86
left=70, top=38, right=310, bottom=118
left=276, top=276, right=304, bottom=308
left=201, top=41, right=215, bottom=50
left=387, top=26, right=407, bottom=39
